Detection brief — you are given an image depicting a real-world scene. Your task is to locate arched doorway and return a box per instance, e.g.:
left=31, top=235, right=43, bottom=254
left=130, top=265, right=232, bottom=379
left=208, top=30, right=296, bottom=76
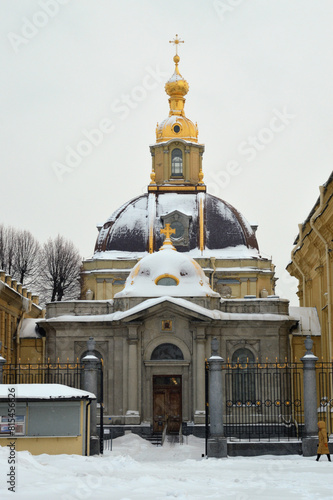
left=151, top=344, right=183, bottom=433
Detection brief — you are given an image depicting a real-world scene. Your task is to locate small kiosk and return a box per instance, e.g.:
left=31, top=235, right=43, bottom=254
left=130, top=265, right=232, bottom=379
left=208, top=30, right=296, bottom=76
left=0, top=384, right=96, bottom=455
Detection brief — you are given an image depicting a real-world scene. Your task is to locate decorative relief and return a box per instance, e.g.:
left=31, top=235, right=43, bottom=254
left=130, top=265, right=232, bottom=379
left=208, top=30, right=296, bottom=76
left=161, top=320, right=173, bottom=332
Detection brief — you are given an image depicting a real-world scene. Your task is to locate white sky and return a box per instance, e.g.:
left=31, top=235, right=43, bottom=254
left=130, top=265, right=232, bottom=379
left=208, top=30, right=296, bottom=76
left=1, top=0, right=332, bottom=306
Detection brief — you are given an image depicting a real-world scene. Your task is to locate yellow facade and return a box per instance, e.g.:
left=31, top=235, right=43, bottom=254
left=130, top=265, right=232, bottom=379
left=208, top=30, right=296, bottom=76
left=0, top=401, right=91, bottom=456
left=1, top=435, right=84, bottom=455
left=291, top=335, right=321, bottom=362
left=0, top=271, right=44, bottom=364
left=83, top=254, right=276, bottom=301
left=287, top=173, right=333, bottom=361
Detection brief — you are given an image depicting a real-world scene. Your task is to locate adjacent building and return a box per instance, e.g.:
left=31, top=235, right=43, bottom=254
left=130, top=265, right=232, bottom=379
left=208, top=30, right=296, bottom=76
left=287, top=171, right=333, bottom=361
left=0, top=271, right=44, bottom=365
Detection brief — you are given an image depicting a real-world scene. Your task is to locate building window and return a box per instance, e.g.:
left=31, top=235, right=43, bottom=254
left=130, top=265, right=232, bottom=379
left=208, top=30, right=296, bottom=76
left=156, top=275, right=179, bottom=286
left=232, top=348, right=255, bottom=403
left=151, top=343, right=184, bottom=360
left=171, top=149, right=183, bottom=177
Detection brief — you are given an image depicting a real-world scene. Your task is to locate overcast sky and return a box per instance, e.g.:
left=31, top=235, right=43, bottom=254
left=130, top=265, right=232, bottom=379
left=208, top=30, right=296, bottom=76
left=1, top=0, right=332, bottom=306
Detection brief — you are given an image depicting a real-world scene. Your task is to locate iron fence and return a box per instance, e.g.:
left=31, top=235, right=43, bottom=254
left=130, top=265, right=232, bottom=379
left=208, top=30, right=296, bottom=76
left=222, top=362, right=304, bottom=441
left=3, top=362, right=83, bottom=388
left=205, top=361, right=333, bottom=442
left=316, top=362, right=333, bottom=434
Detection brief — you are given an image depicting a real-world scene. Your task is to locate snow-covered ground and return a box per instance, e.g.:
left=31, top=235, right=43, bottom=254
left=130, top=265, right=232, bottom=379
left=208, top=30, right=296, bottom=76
left=1, top=434, right=332, bottom=500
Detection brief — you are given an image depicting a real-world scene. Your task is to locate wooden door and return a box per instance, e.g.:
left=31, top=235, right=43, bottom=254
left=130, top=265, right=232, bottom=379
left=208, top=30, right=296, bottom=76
left=153, top=390, right=167, bottom=432
left=153, top=376, right=182, bottom=433
left=168, top=388, right=181, bottom=433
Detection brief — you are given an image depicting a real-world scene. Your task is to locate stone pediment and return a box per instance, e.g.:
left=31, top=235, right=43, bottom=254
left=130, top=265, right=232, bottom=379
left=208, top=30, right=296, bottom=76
left=121, top=297, right=213, bottom=323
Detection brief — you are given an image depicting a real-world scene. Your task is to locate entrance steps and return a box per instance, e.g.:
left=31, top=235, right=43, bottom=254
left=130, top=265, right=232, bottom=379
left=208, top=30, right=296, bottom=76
left=145, top=432, right=163, bottom=446
left=144, top=432, right=181, bottom=446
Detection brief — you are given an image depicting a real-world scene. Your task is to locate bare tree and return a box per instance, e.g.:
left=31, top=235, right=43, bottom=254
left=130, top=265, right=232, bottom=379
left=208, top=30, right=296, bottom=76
left=0, top=224, right=6, bottom=270
left=13, top=229, right=41, bottom=286
left=40, top=235, right=82, bottom=302
left=0, top=224, right=16, bottom=275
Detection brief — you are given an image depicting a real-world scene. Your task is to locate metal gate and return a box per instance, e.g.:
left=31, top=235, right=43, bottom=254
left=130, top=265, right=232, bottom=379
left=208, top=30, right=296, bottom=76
left=205, top=361, right=304, bottom=442
left=223, top=362, right=304, bottom=441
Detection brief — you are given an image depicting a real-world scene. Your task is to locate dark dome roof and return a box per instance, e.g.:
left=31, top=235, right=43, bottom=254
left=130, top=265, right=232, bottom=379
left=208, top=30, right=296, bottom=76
left=94, top=192, right=259, bottom=254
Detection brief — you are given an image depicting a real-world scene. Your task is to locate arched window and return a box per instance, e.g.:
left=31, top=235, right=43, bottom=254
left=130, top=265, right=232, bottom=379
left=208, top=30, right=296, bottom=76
left=171, top=149, right=183, bottom=177
left=156, top=275, right=179, bottom=286
left=232, top=348, right=255, bottom=365
left=151, top=343, right=184, bottom=360
left=231, top=348, right=255, bottom=403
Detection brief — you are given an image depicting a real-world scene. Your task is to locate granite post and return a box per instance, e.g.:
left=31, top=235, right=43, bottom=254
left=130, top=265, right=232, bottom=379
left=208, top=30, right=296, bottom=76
left=301, top=335, right=318, bottom=457
left=82, top=337, right=100, bottom=455
left=207, top=337, right=227, bottom=458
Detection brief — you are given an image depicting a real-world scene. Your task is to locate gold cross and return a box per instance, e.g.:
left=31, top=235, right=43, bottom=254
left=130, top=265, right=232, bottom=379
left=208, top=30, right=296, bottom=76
left=160, top=223, right=176, bottom=241
left=169, top=34, right=184, bottom=56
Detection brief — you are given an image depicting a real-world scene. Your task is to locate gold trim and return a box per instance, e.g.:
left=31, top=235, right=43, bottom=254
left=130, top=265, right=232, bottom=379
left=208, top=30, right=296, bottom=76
left=148, top=185, right=206, bottom=192
left=155, top=273, right=179, bottom=286
left=199, top=196, right=204, bottom=252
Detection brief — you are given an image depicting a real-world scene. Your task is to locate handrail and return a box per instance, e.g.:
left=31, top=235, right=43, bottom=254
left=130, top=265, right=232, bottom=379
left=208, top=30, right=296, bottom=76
left=161, top=420, right=168, bottom=445
left=179, top=423, right=183, bottom=445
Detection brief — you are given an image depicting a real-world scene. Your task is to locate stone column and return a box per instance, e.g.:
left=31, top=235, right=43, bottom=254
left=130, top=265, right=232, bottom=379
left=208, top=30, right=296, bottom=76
left=194, top=331, right=206, bottom=424
left=0, top=342, right=6, bottom=383
left=301, top=335, right=318, bottom=457
left=126, top=326, right=140, bottom=424
left=207, top=337, right=227, bottom=458
left=82, top=337, right=100, bottom=455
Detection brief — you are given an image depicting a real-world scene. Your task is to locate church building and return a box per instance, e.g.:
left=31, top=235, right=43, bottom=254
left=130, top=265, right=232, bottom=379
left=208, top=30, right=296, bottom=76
left=38, top=37, right=319, bottom=436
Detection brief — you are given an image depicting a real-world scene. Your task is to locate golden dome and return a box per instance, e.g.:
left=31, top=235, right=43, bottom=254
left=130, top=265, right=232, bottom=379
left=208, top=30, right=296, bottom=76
left=165, top=55, right=189, bottom=97
left=156, top=115, right=198, bottom=143
left=156, top=51, right=198, bottom=144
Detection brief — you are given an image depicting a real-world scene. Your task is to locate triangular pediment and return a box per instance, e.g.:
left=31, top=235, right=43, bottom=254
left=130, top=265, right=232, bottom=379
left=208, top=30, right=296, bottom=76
left=121, top=297, right=213, bottom=323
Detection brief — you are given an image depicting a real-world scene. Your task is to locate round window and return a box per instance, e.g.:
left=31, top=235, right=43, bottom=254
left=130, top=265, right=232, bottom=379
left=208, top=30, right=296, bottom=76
left=170, top=221, right=184, bottom=239
left=173, top=124, right=181, bottom=133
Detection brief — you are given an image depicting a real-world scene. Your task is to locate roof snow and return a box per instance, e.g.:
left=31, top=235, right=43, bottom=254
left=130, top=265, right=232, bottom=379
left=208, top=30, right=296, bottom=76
left=0, top=384, right=96, bottom=400
left=43, top=296, right=293, bottom=324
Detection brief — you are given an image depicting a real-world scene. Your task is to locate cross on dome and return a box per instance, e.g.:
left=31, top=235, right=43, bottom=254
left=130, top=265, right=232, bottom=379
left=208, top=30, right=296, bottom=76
left=161, top=223, right=176, bottom=240
left=169, top=34, right=184, bottom=57
left=160, top=224, right=176, bottom=250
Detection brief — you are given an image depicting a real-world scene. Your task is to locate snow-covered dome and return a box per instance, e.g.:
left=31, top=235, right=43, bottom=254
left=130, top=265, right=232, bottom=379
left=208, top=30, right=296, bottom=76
left=94, top=192, right=259, bottom=256
left=115, top=238, right=219, bottom=298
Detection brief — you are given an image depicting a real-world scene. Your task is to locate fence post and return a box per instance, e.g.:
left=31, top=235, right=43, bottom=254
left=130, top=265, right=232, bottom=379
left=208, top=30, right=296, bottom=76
left=82, top=337, right=100, bottom=456
left=207, top=337, right=227, bottom=458
left=0, top=342, right=6, bottom=383
left=301, top=335, right=318, bottom=456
